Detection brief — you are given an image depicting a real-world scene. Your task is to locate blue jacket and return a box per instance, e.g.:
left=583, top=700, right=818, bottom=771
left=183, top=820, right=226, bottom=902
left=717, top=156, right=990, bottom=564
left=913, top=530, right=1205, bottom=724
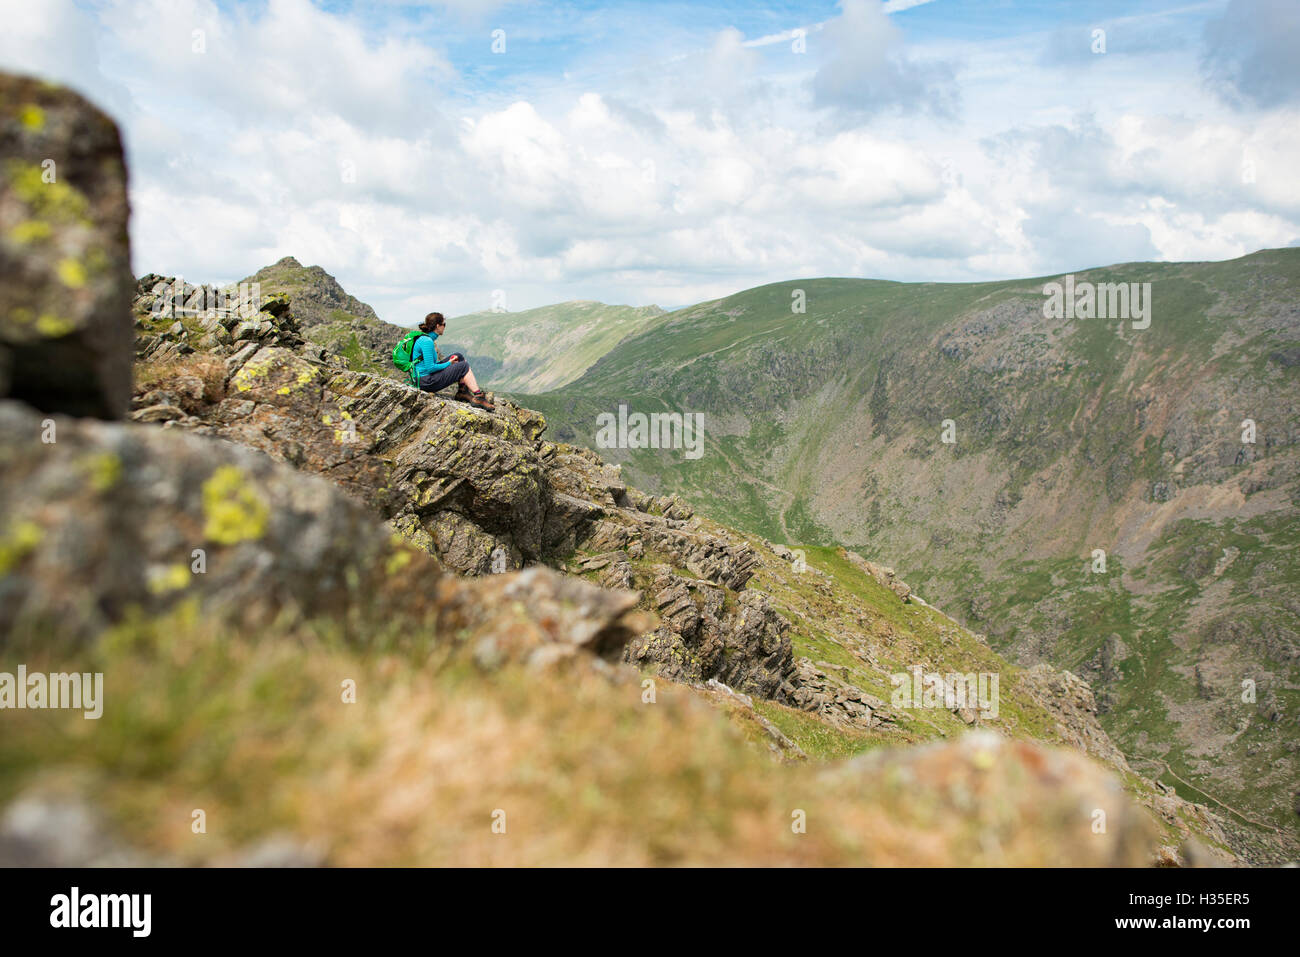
left=412, top=333, right=452, bottom=377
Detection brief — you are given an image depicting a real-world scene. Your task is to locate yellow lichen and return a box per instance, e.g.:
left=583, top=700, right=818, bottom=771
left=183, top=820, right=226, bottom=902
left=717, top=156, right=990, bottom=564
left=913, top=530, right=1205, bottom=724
left=19, top=104, right=45, bottom=130
left=56, top=258, right=86, bottom=289
left=5, top=161, right=90, bottom=223
left=35, top=313, right=74, bottom=337
left=201, top=465, right=270, bottom=545
left=230, top=354, right=277, bottom=393
left=385, top=548, right=414, bottom=576
left=85, top=451, right=123, bottom=492
left=147, top=563, right=192, bottom=595
left=0, top=520, right=44, bottom=575
left=8, top=220, right=52, bottom=244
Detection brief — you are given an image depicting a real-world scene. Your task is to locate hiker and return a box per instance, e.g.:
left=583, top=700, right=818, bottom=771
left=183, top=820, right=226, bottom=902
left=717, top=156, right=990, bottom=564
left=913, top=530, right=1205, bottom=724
left=410, top=312, right=494, bottom=411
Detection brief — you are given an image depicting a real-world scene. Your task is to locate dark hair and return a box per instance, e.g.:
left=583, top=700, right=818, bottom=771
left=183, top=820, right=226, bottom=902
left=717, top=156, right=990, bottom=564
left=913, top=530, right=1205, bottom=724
left=419, top=312, right=446, bottom=333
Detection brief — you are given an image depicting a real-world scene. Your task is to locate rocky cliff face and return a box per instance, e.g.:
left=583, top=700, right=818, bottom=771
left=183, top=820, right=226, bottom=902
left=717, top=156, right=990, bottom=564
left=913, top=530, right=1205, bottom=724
left=128, top=285, right=813, bottom=705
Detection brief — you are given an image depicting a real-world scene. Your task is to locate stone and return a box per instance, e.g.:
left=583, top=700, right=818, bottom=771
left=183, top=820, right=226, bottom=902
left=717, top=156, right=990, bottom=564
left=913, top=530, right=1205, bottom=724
left=0, top=72, right=134, bottom=419
left=0, top=399, right=440, bottom=647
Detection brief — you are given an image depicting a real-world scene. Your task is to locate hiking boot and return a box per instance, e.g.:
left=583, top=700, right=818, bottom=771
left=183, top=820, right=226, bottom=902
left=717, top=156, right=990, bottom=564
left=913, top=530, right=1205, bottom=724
left=454, top=382, right=473, bottom=402
left=468, top=389, right=495, bottom=412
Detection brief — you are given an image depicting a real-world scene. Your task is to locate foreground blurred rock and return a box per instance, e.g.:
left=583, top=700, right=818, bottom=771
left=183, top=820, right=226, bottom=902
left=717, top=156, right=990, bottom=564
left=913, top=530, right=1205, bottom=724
left=0, top=74, right=133, bottom=419
left=0, top=786, right=326, bottom=867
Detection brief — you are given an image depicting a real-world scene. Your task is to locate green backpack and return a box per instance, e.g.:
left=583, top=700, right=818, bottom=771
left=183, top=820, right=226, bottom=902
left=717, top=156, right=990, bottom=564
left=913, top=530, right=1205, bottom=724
left=392, top=330, right=426, bottom=386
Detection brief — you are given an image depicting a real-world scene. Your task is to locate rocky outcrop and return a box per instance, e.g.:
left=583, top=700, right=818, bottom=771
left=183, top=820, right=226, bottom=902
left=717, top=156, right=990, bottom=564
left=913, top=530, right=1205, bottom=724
left=132, top=275, right=313, bottom=369
left=241, top=256, right=385, bottom=330
left=0, top=396, right=649, bottom=663
left=237, top=256, right=408, bottom=369
left=789, top=658, right=894, bottom=730
left=1016, top=663, right=1234, bottom=864
left=122, top=292, right=817, bottom=706
left=842, top=548, right=915, bottom=602
left=1018, top=664, right=1132, bottom=771
left=0, top=74, right=133, bottom=419
left=434, top=564, right=653, bottom=668
left=624, top=572, right=798, bottom=701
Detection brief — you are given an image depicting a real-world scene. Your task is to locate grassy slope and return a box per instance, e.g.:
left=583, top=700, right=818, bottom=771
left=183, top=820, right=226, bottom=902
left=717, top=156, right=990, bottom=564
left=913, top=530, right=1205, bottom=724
left=518, top=248, right=1300, bottom=849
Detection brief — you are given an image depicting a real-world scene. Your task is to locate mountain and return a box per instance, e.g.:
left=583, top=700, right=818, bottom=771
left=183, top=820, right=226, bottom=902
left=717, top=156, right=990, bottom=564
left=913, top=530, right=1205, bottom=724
left=117, top=275, right=1237, bottom=863
left=237, top=256, right=408, bottom=376
left=0, top=68, right=1266, bottom=865
left=518, top=249, right=1300, bottom=854
left=445, top=300, right=666, bottom=392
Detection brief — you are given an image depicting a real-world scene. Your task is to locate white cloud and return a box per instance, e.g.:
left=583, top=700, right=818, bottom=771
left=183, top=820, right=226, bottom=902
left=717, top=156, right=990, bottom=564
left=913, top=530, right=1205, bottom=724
left=811, top=0, right=959, bottom=121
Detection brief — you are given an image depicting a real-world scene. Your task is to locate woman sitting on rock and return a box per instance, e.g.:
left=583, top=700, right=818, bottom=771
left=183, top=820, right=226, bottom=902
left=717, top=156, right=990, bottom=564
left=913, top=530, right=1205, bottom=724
left=412, top=312, right=494, bottom=411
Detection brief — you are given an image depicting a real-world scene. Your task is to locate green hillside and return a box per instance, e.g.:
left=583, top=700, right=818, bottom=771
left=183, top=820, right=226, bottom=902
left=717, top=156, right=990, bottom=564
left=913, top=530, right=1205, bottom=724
left=518, top=248, right=1300, bottom=847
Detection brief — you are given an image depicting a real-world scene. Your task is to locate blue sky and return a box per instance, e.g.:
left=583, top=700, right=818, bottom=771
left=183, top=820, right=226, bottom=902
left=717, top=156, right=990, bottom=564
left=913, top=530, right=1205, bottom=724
left=2, top=0, right=1297, bottom=322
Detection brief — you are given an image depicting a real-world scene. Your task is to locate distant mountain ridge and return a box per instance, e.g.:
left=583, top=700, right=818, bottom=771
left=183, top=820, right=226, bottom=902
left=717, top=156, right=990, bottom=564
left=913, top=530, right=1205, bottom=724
left=447, top=300, right=667, bottom=392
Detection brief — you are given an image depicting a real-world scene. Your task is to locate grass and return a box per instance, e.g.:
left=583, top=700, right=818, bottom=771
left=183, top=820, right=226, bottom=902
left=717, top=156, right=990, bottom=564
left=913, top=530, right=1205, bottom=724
left=0, top=605, right=1157, bottom=866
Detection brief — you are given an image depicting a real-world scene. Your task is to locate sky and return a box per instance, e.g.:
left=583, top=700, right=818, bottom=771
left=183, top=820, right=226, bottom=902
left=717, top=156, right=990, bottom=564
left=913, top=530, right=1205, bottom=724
left=2, top=0, right=1298, bottom=323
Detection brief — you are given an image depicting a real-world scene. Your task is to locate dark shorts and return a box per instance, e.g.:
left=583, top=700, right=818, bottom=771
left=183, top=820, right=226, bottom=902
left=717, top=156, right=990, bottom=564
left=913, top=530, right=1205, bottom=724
left=418, top=360, right=468, bottom=393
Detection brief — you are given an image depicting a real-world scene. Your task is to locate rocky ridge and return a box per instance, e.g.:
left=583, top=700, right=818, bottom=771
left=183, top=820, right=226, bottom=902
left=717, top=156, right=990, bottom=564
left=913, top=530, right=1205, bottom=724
left=237, top=256, right=409, bottom=375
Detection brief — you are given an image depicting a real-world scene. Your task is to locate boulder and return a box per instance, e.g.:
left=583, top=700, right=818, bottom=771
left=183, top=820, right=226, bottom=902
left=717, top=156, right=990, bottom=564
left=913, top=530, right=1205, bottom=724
left=0, top=73, right=133, bottom=419
left=0, top=399, right=439, bottom=648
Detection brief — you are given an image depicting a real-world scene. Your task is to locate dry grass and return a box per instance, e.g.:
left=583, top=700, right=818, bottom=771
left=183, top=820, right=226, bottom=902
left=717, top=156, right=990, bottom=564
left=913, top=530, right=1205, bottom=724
left=133, top=353, right=228, bottom=404
left=0, top=612, right=1156, bottom=866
